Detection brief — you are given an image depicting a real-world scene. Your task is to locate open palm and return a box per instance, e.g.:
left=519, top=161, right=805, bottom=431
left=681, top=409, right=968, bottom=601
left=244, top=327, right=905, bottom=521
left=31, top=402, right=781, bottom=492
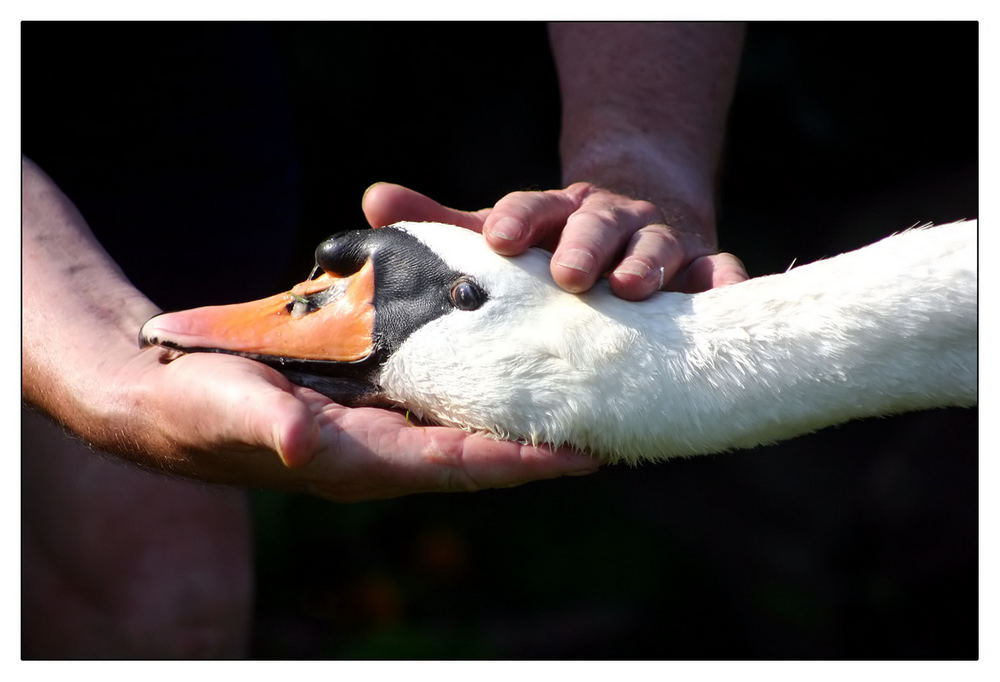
left=131, top=349, right=597, bottom=501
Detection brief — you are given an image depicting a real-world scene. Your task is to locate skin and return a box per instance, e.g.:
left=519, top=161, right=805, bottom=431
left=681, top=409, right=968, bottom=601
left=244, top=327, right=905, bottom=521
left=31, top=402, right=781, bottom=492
left=363, top=23, right=748, bottom=299
left=22, top=158, right=598, bottom=495
left=21, top=157, right=596, bottom=658
left=21, top=23, right=745, bottom=657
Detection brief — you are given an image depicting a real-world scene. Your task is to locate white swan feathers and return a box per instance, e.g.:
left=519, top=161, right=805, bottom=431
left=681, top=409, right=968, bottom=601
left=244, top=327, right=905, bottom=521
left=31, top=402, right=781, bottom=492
left=376, top=220, right=976, bottom=463
left=140, top=219, right=976, bottom=464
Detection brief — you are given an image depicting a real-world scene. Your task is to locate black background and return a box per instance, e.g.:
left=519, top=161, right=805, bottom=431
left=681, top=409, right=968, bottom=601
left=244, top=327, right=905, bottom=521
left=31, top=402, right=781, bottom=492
left=22, top=22, right=977, bottom=658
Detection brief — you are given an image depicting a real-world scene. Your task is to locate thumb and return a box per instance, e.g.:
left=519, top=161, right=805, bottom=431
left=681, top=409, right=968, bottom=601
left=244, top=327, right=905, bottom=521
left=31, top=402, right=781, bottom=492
left=239, top=385, right=321, bottom=469
left=361, top=182, right=489, bottom=231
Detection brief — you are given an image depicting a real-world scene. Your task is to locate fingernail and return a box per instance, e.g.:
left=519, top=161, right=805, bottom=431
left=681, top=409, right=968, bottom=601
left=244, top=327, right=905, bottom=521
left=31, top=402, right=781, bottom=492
left=272, top=423, right=288, bottom=466
left=555, top=248, right=596, bottom=274
left=614, top=258, right=652, bottom=280
left=361, top=182, right=382, bottom=203
left=489, top=217, right=525, bottom=242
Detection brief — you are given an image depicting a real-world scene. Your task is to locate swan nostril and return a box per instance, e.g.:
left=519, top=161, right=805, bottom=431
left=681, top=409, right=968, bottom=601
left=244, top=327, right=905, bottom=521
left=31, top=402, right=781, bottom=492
left=286, top=277, right=354, bottom=318
left=286, top=294, right=319, bottom=318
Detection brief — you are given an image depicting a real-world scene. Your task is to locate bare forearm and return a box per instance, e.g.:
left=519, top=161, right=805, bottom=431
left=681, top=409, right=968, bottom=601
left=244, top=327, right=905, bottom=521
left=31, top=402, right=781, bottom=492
left=21, top=157, right=159, bottom=441
left=549, top=22, right=744, bottom=245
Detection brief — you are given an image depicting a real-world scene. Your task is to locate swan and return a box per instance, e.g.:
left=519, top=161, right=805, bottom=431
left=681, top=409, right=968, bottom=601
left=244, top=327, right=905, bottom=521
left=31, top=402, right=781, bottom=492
left=139, top=219, right=977, bottom=464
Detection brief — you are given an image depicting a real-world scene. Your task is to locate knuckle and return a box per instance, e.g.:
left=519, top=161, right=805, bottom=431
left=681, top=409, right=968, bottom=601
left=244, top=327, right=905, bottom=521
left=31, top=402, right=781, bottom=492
left=570, top=206, right=620, bottom=232
left=630, top=198, right=662, bottom=221
left=423, top=437, right=482, bottom=492
left=638, top=222, right=678, bottom=244
left=577, top=195, right=662, bottom=238
left=562, top=181, right=596, bottom=202
left=494, top=190, right=536, bottom=211
left=628, top=223, right=678, bottom=254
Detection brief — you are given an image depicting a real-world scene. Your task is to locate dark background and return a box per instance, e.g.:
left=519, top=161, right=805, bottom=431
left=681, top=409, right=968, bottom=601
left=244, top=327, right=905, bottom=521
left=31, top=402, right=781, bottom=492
left=22, top=21, right=977, bottom=658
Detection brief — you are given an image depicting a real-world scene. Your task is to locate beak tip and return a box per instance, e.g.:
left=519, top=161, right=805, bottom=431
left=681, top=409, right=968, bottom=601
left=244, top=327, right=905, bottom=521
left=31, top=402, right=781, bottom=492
left=137, top=314, right=164, bottom=349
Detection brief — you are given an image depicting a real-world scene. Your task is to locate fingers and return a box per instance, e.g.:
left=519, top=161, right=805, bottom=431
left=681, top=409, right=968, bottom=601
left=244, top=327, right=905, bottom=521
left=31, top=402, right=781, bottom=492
left=267, top=388, right=325, bottom=468
left=144, top=352, right=323, bottom=478
left=301, top=402, right=599, bottom=502
left=361, top=182, right=489, bottom=232
left=482, top=183, right=672, bottom=293
left=665, top=252, right=749, bottom=294
left=202, top=361, right=322, bottom=469
left=607, top=225, right=686, bottom=300
left=362, top=182, right=746, bottom=299
left=414, top=429, right=600, bottom=493
left=480, top=183, right=716, bottom=296
left=480, top=185, right=587, bottom=255
left=549, top=190, right=669, bottom=294
left=182, top=363, right=319, bottom=470
left=143, top=347, right=596, bottom=500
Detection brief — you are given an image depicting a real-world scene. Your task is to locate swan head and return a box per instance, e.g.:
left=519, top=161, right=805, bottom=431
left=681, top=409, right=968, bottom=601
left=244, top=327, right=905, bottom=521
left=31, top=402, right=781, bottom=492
left=139, top=222, right=636, bottom=451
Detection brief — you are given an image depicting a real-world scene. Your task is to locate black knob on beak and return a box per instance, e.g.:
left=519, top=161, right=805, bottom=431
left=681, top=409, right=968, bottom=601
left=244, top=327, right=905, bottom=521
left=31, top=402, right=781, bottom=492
left=315, top=230, right=372, bottom=277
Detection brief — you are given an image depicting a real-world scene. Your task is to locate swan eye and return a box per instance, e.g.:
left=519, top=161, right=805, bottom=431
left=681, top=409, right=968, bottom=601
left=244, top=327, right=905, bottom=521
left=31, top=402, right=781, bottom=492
left=450, top=279, right=486, bottom=311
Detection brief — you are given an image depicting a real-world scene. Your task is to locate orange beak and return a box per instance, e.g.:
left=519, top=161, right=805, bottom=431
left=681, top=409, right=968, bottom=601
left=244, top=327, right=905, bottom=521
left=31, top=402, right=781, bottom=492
left=139, top=259, right=376, bottom=363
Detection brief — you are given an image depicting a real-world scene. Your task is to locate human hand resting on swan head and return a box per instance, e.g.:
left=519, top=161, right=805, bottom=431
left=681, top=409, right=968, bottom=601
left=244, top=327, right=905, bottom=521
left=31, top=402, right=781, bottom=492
left=362, top=23, right=748, bottom=299
left=362, top=181, right=749, bottom=299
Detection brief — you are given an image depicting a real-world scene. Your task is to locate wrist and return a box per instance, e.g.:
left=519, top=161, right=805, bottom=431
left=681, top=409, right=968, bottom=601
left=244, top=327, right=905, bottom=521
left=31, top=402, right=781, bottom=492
left=22, top=292, right=162, bottom=454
